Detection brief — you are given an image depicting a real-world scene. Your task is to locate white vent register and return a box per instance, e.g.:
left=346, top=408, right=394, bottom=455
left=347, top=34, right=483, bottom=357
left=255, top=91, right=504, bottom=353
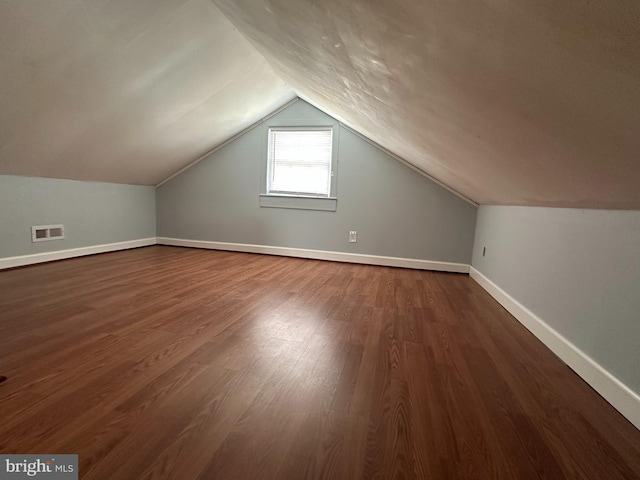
left=31, top=225, right=65, bottom=242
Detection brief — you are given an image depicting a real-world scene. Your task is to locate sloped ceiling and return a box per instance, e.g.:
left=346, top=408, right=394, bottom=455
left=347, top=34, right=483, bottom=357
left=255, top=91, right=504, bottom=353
left=0, top=0, right=294, bottom=185
left=1, top=1, right=639, bottom=208
left=213, top=0, right=640, bottom=209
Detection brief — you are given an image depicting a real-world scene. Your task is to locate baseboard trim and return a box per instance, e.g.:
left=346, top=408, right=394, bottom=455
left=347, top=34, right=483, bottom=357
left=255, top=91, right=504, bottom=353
left=156, top=237, right=469, bottom=273
left=469, top=266, right=640, bottom=430
left=0, top=238, right=157, bottom=270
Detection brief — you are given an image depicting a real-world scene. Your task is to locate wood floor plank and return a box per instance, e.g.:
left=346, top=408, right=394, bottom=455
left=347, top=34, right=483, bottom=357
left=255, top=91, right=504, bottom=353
left=1, top=245, right=639, bottom=479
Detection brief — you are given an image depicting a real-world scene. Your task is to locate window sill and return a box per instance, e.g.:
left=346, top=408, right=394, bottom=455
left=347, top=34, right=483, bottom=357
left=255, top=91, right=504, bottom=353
left=259, top=194, right=337, bottom=211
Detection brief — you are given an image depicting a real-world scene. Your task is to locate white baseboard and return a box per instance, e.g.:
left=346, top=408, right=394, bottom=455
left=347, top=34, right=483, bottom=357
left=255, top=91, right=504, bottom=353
left=156, top=237, right=469, bottom=273
left=0, top=238, right=157, bottom=270
left=469, top=266, right=640, bottom=430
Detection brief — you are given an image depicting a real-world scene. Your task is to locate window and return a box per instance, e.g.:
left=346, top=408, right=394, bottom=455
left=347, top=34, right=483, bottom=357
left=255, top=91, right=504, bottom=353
left=260, top=122, right=339, bottom=211
left=267, top=128, right=332, bottom=197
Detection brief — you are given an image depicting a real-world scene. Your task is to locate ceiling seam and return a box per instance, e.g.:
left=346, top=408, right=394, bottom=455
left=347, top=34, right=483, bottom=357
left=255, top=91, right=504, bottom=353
left=338, top=123, right=478, bottom=207
left=154, top=97, right=299, bottom=188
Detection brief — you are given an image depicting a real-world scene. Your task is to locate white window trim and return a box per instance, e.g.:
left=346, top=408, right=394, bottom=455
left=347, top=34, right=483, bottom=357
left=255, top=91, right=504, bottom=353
left=260, top=118, right=339, bottom=212
left=267, top=127, right=333, bottom=197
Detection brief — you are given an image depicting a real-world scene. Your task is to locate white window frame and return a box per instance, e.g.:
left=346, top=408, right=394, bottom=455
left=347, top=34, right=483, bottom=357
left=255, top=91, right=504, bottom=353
left=266, top=127, right=333, bottom=197
left=260, top=119, right=339, bottom=212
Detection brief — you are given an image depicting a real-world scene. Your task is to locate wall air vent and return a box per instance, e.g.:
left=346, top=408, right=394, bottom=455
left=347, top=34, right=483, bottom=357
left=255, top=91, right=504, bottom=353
left=31, top=225, right=65, bottom=243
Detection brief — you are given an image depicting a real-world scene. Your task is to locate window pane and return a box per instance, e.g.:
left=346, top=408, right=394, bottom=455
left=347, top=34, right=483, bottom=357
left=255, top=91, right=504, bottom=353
left=268, top=129, right=332, bottom=196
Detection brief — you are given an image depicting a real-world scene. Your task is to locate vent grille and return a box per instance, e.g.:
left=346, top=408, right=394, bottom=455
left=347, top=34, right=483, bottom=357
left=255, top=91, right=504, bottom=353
left=32, top=225, right=65, bottom=242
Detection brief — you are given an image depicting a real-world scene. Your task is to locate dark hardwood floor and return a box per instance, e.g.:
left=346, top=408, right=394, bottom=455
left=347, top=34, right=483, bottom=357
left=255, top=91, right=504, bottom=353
left=0, top=246, right=639, bottom=479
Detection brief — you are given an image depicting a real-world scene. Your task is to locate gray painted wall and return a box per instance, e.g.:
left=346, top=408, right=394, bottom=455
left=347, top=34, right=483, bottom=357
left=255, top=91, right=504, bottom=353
left=0, top=175, right=156, bottom=258
left=157, top=100, right=477, bottom=264
left=472, top=206, right=640, bottom=394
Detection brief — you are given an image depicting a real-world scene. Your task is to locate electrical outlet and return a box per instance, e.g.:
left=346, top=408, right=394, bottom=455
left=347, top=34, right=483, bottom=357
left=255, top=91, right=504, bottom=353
left=349, top=231, right=357, bottom=243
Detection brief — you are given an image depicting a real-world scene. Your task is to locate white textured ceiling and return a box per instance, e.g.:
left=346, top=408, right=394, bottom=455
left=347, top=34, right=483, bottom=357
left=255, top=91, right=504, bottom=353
left=0, top=0, right=294, bottom=185
left=213, top=0, right=640, bottom=209
left=1, top=1, right=639, bottom=208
